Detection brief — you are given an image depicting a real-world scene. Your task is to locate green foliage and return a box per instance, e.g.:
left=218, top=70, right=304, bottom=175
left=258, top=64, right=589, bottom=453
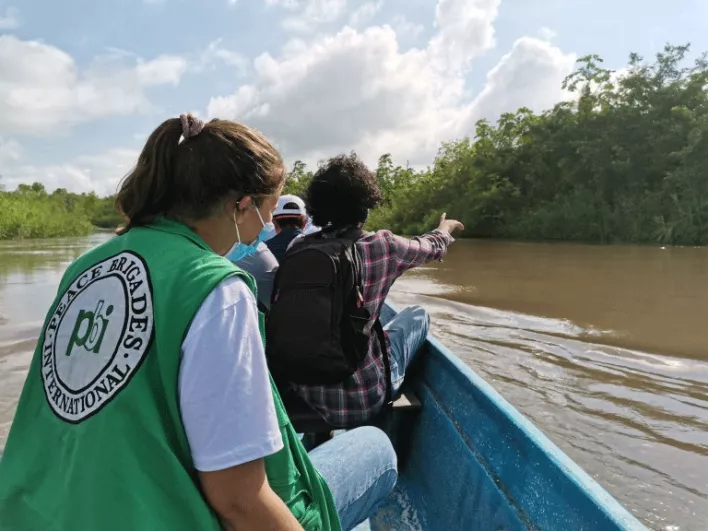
left=0, top=184, right=122, bottom=240
left=282, top=160, right=313, bottom=198
left=367, top=43, right=708, bottom=245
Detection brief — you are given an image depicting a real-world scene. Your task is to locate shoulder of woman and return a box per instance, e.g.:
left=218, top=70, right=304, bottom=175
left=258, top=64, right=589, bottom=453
left=198, top=275, right=256, bottom=320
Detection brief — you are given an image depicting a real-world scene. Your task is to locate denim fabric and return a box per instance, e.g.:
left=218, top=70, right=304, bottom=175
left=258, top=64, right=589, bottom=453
left=385, top=305, right=430, bottom=394
left=309, top=427, right=398, bottom=531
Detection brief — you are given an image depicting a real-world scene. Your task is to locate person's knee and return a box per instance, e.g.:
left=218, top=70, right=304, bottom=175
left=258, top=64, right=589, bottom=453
left=349, top=426, right=398, bottom=477
left=408, top=304, right=428, bottom=316
left=408, top=305, right=431, bottom=332
left=362, top=427, right=398, bottom=495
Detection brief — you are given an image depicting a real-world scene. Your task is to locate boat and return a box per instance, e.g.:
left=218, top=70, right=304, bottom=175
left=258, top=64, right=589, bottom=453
left=290, top=301, right=649, bottom=530
left=0, top=300, right=649, bottom=530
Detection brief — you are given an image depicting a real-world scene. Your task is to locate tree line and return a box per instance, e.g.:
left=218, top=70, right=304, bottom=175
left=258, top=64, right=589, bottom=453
left=287, top=43, right=708, bottom=245
left=0, top=182, right=122, bottom=240
left=3, top=43, right=706, bottom=245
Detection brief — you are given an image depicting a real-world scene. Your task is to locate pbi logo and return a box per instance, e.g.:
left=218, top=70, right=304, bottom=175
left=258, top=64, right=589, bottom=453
left=43, top=252, right=154, bottom=423
left=66, top=300, right=115, bottom=357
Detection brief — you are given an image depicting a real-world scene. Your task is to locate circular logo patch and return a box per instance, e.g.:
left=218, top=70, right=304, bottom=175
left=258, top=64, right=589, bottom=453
left=41, top=251, right=154, bottom=423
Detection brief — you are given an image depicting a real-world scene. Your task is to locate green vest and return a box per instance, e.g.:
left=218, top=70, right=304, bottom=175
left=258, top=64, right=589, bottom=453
left=0, top=218, right=341, bottom=531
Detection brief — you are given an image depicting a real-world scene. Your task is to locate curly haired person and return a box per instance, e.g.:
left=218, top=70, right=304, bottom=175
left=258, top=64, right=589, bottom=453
left=289, top=153, right=464, bottom=428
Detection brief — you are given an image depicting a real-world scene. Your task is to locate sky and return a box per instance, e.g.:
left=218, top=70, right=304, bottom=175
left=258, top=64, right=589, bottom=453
left=0, top=0, right=706, bottom=196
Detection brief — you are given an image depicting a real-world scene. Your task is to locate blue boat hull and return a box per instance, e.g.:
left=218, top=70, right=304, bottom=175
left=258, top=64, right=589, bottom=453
left=365, top=302, right=647, bottom=530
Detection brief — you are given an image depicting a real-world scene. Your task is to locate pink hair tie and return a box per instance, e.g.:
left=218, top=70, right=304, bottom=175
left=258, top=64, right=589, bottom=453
left=180, top=113, right=205, bottom=139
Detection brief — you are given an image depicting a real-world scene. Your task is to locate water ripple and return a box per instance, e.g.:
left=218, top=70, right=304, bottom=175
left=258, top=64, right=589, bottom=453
left=389, top=287, right=708, bottom=531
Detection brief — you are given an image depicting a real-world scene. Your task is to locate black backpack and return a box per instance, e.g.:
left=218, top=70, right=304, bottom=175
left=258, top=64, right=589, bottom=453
left=265, top=228, right=390, bottom=397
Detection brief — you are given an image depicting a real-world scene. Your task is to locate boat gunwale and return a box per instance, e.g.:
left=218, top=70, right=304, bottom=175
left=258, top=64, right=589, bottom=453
left=384, top=301, right=648, bottom=531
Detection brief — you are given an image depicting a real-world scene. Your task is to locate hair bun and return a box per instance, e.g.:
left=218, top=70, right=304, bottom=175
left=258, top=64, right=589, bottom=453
left=180, top=113, right=205, bottom=139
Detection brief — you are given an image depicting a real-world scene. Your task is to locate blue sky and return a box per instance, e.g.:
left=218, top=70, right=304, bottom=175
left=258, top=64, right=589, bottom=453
left=1, top=0, right=706, bottom=195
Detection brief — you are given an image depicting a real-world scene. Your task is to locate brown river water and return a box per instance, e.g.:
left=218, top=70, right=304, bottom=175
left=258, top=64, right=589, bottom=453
left=1, top=234, right=707, bottom=530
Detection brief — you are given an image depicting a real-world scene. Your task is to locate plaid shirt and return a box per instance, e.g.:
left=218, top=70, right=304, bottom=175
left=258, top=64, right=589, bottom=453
left=294, top=228, right=454, bottom=427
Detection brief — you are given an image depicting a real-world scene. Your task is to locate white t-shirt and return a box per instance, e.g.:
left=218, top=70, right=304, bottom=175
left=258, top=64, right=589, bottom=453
left=178, top=276, right=283, bottom=472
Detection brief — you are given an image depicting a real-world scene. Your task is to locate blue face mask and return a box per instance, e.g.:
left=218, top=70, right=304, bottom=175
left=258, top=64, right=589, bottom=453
left=226, top=207, right=275, bottom=262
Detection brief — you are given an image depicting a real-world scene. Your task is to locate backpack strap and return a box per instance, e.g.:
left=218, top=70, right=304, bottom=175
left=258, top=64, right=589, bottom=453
left=373, top=318, right=393, bottom=405
left=340, top=227, right=392, bottom=405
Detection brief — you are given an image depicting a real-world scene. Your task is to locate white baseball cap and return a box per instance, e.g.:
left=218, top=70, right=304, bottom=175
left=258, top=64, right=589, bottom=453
left=274, top=194, right=307, bottom=217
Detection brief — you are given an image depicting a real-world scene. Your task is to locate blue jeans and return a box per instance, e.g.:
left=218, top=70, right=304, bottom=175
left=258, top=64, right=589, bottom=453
left=309, top=427, right=398, bottom=531
left=385, top=305, right=430, bottom=394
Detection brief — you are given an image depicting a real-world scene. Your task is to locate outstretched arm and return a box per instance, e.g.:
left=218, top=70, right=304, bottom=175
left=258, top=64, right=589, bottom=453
left=390, top=213, right=464, bottom=276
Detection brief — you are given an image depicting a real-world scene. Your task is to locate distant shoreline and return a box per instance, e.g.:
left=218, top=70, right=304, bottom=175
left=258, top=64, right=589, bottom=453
left=0, top=226, right=116, bottom=242
left=4, top=228, right=703, bottom=249
left=0, top=186, right=122, bottom=241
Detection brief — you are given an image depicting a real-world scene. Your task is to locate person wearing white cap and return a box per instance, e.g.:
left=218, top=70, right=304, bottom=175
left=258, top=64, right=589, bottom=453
left=266, top=194, right=310, bottom=262
left=233, top=195, right=315, bottom=312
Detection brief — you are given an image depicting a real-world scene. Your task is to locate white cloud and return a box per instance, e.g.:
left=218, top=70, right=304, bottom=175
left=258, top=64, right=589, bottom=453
left=136, top=56, right=188, bottom=86
left=391, top=14, right=424, bottom=40
left=209, top=24, right=463, bottom=164
left=5, top=0, right=579, bottom=195
left=0, top=6, right=19, bottom=29
left=3, top=147, right=139, bottom=196
left=538, top=26, right=557, bottom=41
left=0, top=137, right=22, bottom=168
left=348, top=1, right=383, bottom=28
left=265, top=0, right=301, bottom=8
left=281, top=0, right=348, bottom=33
left=195, top=39, right=248, bottom=75
left=209, top=0, right=576, bottom=167
left=428, top=0, right=500, bottom=73
left=0, top=35, right=188, bottom=137
left=459, top=37, right=577, bottom=131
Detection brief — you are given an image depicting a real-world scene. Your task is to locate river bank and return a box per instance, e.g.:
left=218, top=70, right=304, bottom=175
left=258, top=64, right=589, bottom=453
left=5, top=217, right=705, bottom=251
left=0, top=187, right=121, bottom=240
